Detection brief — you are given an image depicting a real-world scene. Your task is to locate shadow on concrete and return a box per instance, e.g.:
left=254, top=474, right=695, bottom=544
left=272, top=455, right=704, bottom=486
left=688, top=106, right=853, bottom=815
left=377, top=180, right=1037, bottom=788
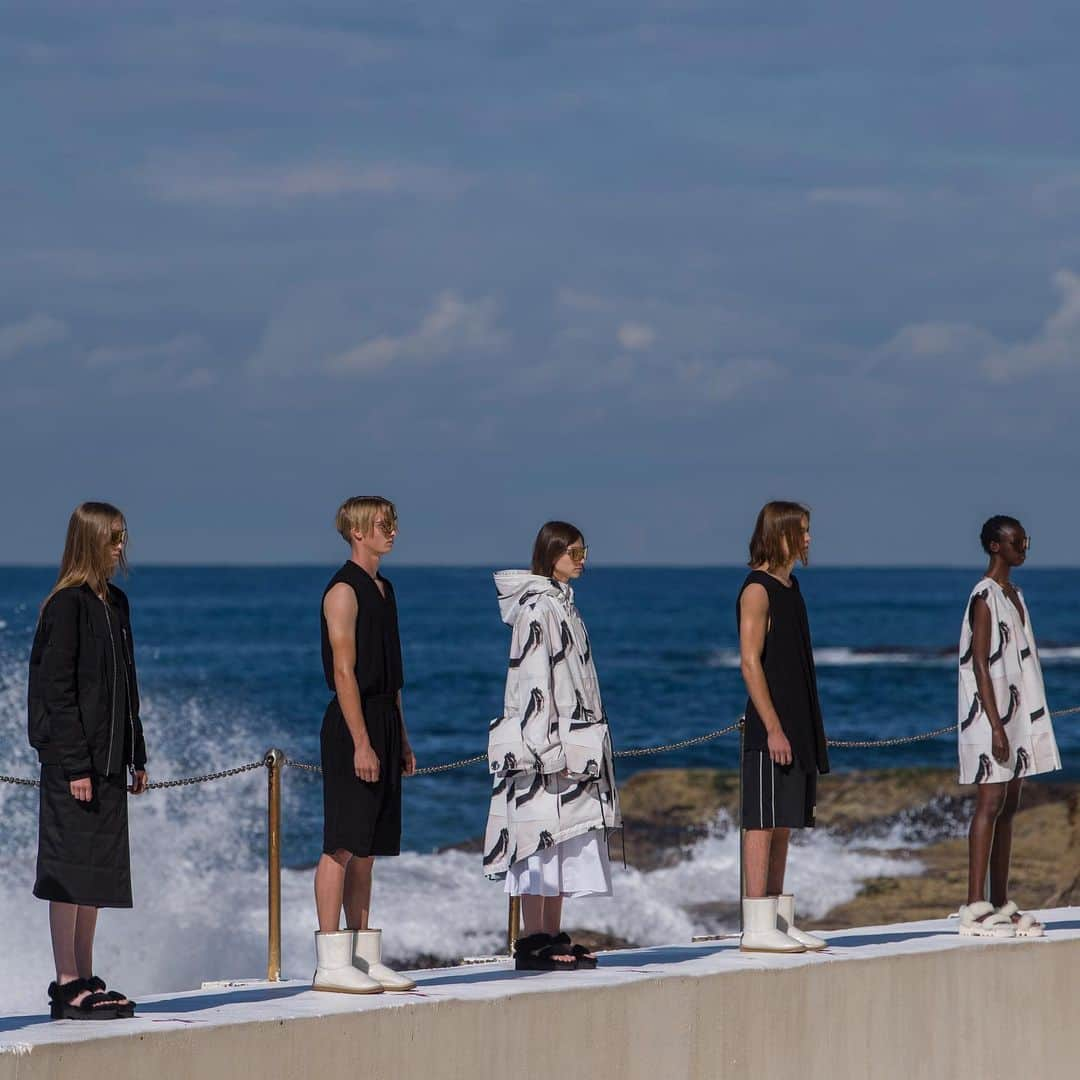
left=824, top=929, right=951, bottom=949
left=138, top=985, right=310, bottom=1015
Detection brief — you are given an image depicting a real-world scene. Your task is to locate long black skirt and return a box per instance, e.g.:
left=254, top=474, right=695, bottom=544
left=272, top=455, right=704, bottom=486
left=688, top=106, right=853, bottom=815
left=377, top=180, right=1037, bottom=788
left=34, top=767, right=133, bottom=908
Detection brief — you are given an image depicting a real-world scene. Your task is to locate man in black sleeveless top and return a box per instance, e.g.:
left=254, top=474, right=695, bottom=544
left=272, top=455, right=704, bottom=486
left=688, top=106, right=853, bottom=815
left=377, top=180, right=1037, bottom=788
left=311, top=496, right=418, bottom=994
left=736, top=501, right=830, bottom=953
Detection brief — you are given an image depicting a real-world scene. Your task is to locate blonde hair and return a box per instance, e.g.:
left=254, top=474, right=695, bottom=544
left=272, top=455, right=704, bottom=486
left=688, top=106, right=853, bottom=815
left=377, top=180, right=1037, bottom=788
left=43, top=502, right=128, bottom=610
left=335, top=496, right=397, bottom=543
left=748, top=501, right=810, bottom=571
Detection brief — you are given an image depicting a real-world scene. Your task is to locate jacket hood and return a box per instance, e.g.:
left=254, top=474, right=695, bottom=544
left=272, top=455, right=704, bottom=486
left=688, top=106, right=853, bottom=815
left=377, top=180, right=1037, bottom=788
left=494, top=570, right=569, bottom=626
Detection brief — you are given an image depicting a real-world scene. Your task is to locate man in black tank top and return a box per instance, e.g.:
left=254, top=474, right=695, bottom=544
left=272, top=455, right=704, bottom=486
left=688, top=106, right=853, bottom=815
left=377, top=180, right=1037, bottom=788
left=311, top=496, right=418, bottom=994
left=736, top=502, right=830, bottom=954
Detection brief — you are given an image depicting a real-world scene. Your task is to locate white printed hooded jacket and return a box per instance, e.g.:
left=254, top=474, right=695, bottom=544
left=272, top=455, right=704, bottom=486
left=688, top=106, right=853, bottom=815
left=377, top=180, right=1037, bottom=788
left=483, top=571, right=621, bottom=879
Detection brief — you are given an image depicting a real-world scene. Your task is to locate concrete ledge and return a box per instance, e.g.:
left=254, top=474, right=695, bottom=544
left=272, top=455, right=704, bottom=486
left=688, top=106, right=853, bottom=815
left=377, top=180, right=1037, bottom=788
left=4, top=909, right=1080, bottom=1080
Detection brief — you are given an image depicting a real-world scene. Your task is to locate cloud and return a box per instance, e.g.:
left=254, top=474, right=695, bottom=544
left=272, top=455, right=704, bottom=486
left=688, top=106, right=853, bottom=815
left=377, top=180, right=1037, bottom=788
left=617, top=321, right=655, bottom=350
left=325, top=292, right=507, bottom=375
left=86, top=334, right=206, bottom=369
left=0, top=313, right=68, bottom=360
left=141, top=155, right=471, bottom=208
left=877, top=270, right=1080, bottom=383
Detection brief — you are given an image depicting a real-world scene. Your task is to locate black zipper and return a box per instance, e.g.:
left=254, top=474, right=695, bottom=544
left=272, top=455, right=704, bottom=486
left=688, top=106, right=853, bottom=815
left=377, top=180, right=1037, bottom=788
left=121, top=625, right=137, bottom=767
left=100, top=598, right=119, bottom=770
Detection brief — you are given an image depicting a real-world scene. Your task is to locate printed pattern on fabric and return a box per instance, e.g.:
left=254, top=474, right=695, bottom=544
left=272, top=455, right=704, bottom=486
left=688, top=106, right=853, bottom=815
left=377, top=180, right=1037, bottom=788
left=483, top=571, right=621, bottom=879
left=958, top=578, right=1061, bottom=784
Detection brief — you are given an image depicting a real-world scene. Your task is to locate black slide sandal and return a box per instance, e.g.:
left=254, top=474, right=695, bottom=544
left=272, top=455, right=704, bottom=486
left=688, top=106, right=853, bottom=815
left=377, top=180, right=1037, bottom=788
left=552, top=932, right=598, bottom=969
left=87, top=976, right=136, bottom=1017
left=513, top=933, right=578, bottom=971
left=48, top=979, right=121, bottom=1020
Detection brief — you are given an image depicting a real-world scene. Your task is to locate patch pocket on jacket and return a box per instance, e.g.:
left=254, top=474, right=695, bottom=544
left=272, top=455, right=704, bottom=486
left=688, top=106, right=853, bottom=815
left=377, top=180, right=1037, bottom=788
left=487, top=716, right=528, bottom=775
left=560, top=719, right=607, bottom=779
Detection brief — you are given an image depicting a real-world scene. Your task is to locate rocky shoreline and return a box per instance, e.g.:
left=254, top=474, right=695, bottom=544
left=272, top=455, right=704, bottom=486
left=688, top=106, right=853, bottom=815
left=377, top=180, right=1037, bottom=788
left=616, top=766, right=1080, bottom=931
left=436, top=766, right=1080, bottom=960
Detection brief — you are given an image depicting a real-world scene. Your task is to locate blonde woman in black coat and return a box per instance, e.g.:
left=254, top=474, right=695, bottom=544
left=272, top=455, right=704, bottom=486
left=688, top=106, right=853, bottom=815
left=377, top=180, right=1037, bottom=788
left=28, top=503, right=149, bottom=1020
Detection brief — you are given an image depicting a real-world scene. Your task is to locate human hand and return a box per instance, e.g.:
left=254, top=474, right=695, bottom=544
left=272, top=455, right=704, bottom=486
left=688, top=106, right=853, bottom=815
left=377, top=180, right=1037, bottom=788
left=401, top=744, right=417, bottom=777
left=991, top=725, right=1010, bottom=765
left=70, top=777, right=93, bottom=802
left=353, top=742, right=381, bottom=783
left=767, top=729, right=793, bottom=767
left=128, top=770, right=149, bottom=795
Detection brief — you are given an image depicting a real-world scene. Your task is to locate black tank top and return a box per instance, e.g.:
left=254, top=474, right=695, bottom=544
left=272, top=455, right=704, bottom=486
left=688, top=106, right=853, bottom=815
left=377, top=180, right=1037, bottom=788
left=736, top=570, right=829, bottom=774
left=320, top=561, right=404, bottom=698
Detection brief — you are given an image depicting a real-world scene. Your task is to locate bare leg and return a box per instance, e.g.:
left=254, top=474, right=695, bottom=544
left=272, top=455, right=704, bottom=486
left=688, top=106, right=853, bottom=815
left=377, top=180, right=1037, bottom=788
left=74, top=906, right=99, bottom=978
left=967, top=783, right=1008, bottom=904
left=766, top=828, right=791, bottom=896
left=743, top=829, right=774, bottom=898
left=314, top=849, right=352, bottom=932
left=520, top=894, right=545, bottom=936
left=988, top=778, right=1023, bottom=907
left=541, top=896, right=563, bottom=936
left=343, top=856, right=374, bottom=930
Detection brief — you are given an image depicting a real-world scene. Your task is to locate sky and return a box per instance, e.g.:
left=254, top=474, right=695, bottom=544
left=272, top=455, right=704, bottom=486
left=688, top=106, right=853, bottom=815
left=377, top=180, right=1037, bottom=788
left=2, top=1, right=1079, bottom=566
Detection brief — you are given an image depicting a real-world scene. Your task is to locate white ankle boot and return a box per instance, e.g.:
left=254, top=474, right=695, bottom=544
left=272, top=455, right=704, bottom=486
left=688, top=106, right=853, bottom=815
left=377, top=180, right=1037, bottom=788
left=740, top=897, right=807, bottom=953
left=776, top=894, right=827, bottom=951
left=353, top=929, right=416, bottom=992
left=313, top=931, right=384, bottom=994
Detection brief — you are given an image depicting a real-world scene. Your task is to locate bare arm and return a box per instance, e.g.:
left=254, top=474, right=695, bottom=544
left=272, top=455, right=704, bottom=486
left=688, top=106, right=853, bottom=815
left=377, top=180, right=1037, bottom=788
left=323, top=583, right=380, bottom=782
left=739, top=583, right=793, bottom=767
left=397, top=690, right=416, bottom=776
left=970, top=596, right=1010, bottom=764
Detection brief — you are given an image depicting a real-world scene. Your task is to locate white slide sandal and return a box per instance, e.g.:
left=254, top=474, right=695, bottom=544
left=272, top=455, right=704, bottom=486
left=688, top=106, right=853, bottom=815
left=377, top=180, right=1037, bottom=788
left=958, top=901, right=1016, bottom=937
left=997, top=900, right=1045, bottom=938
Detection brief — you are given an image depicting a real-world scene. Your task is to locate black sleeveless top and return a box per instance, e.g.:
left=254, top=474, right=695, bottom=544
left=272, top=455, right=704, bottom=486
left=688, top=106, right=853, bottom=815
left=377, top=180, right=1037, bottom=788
left=320, top=562, right=404, bottom=698
left=736, top=571, right=829, bottom=774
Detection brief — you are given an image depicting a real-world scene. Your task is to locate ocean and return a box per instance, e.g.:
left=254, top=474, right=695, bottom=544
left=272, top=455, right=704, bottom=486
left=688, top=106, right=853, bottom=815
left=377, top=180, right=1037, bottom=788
left=1, top=565, right=1079, bottom=1013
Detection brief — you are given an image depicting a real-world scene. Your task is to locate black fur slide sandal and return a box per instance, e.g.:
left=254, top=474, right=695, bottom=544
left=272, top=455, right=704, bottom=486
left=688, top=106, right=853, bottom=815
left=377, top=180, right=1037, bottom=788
left=48, top=979, right=121, bottom=1020
left=86, top=975, right=137, bottom=1017
left=513, top=932, right=579, bottom=971
left=551, top=932, right=598, bottom=969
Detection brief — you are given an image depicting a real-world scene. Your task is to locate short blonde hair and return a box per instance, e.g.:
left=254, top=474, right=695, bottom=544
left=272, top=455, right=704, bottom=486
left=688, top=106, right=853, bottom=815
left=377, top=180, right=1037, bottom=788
left=335, top=496, right=397, bottom=543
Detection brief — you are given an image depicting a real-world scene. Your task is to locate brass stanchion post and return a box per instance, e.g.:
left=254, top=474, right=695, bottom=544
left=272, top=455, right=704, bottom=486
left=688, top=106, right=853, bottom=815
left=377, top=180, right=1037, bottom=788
left=738, top=720, right=744, bottom=938
left=265, top=748, right=285, bottom=982
left=507, top=896, right=521, bottom=956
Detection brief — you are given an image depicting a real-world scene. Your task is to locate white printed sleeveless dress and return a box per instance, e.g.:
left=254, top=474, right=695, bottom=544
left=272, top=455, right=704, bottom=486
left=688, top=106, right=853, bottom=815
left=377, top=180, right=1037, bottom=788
left=958, top=578, right=1061, bottom=784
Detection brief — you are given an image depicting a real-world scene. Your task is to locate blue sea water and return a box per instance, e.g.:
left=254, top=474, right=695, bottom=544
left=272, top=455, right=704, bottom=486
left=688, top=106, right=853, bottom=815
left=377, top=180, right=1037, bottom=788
left=1, top=565, right=1078, bottom=1008
left=2, top=566, right=1079, bottom=858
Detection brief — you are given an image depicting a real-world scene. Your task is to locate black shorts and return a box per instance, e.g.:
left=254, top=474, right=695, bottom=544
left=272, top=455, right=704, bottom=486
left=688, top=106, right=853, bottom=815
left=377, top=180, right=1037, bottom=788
left=321, top=695, right=402, bottom=857
left=741, top=751, right=817, bottom=830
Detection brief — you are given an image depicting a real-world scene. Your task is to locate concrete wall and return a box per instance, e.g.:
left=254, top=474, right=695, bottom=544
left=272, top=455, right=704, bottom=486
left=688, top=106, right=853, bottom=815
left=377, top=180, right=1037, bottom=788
left=4, top=939, right=1077, bottom=1080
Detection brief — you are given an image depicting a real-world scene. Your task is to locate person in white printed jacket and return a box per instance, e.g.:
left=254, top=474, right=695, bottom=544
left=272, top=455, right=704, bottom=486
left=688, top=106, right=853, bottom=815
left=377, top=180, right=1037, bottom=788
left=484, top=521, right=621, bottom=971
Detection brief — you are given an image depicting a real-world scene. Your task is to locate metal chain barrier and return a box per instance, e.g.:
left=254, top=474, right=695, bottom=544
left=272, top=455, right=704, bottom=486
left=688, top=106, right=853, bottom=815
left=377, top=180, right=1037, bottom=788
left=2, top=705, right=1080, bottom=788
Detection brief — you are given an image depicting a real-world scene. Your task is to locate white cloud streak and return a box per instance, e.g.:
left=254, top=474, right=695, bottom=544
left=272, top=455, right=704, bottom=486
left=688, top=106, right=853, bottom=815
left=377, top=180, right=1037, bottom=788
left=0, top=313, right=68, bottom=361
left=142, top=156, right=471, bottom=208
left=325, top=292, right=506, bottom=375
left=880, top=269, right=1080, bottom=383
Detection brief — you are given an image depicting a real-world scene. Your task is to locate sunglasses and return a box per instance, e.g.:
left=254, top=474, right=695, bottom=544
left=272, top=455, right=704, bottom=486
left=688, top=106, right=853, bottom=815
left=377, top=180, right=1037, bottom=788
left=373, top=519, right=398, bottom=537
left=108, top=528, right=128, bottom=546
left=1006, top=535, right=1031, bottom=551
left=565, top=545, right=588, bottom=563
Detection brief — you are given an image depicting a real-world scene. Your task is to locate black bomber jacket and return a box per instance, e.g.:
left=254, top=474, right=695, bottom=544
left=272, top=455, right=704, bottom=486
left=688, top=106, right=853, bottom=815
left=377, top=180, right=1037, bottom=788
left=27, top=583, right=148, bottom=780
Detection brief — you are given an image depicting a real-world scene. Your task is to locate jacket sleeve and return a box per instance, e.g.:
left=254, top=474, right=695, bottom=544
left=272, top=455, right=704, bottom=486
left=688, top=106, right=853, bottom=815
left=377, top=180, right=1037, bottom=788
left=40, top=591, right=93, bottom=780
left=488, top=603, right=566, bottom=776
left=119, top=591, right=148, bottom=770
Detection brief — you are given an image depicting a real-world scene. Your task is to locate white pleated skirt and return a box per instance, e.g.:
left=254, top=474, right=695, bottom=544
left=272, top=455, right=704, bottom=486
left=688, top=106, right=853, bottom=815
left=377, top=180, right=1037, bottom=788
left=504, top=830, right=613, bottom=898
